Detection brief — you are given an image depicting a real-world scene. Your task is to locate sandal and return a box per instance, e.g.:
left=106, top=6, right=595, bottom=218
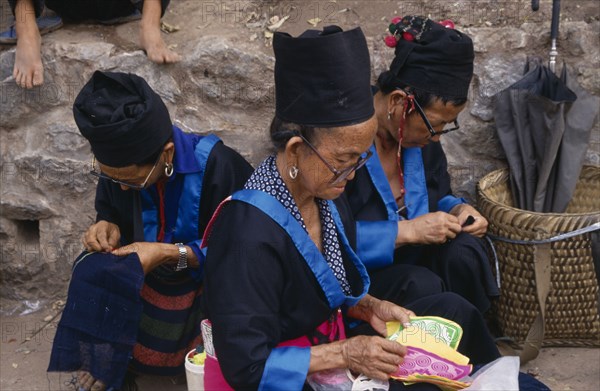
left=0, top=14, right=63, bottom=45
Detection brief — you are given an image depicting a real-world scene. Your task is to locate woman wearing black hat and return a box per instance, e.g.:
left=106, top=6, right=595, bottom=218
left=49, top=71, right=253, bottom=390
left=344, top=16, right=499, bottom=317
left=202, top=26, right=503, bottom=391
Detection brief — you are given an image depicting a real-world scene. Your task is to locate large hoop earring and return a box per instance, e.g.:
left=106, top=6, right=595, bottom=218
left=288, top=165, right=299, bottom=180
left=165, top=163, right=174, bottom=177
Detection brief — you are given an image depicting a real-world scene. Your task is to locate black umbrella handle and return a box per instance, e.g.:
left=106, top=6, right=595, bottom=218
left=532, top=0, right=539, bottom=11
left=549, top=0, right=561, bottom=72
left=551, top=0, right=561, bottom=40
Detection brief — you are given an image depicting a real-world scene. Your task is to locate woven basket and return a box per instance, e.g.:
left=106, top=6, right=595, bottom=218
left=477, top=165, right=600, bottom=350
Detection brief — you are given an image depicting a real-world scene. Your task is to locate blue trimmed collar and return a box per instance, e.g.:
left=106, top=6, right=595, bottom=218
left=171, top=126, right=203, bottom=175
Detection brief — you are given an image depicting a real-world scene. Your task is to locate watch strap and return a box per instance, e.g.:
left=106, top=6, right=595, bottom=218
left=174, top=243, right=188, bottom=271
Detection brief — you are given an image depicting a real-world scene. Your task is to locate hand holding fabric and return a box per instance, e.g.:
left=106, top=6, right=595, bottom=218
left=82, top=220, right=121, bottom=252
left=399, top=211, right=462, bottom=245
left=348, top=295, right=415, bottom=336
left=111, top=242, right=173, bottom=274
left=450, top=204, right=488, bottom=237
left=342, top=335, right=407, bottom=380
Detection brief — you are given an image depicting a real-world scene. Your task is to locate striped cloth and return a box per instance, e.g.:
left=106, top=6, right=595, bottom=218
left=129, top=266, right=203, bottom=376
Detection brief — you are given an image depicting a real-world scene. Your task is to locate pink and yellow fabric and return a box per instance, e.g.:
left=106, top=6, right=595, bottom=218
left=386, top=316, right=473, bottom=391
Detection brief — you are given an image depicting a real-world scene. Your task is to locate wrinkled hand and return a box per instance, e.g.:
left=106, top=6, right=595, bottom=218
left=342, top=335, right=407, bottom=380
left=348, top=295, right=415, bottom=336
left=82, top=220, right=121, bottom=252
left=368, top=299, right=416, bottom=337
left=450, top=204, right=488, bottom=237
left=404, top=212, right=462, bottom=244
left=111, top=242, right=169, bottom=274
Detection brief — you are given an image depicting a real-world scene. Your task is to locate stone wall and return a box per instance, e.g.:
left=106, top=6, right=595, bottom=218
left=1, top=0, right=598, bottom=305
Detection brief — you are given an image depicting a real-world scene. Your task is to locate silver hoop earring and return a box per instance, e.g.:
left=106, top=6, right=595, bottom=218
left=288, top=166, right=299, bottom=180
left=165, top=163, right=174, bottom=177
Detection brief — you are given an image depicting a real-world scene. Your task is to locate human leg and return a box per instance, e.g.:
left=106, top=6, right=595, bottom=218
left=420, top=233, right=499, bottom=314
left=11, top=0, right=43, bottom=88
left=368, top=263, right=445, bottom=306
left=138, top=0, right=180, bottom=63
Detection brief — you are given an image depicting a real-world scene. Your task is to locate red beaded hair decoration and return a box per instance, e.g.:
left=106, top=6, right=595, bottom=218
left=384, top=15, right=455, bottom=48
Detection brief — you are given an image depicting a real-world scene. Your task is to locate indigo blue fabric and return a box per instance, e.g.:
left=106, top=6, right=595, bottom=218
left=48, top=251, right=145, bottom=390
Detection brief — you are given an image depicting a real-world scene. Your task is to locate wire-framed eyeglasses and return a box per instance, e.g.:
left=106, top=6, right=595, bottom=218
left=89, top=154, right=162, bottom=190
left=296, top=133, right=373, bottom=185
left=409, top=95, right=460, bottom=138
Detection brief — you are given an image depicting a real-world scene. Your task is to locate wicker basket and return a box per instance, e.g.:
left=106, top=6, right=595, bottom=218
left=477, top=165, right=600, bottom=356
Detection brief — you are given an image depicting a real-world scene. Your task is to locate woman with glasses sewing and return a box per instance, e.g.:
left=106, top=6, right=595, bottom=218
left=202, top=26, right=506, bottom=391
left=343, top=16, right=499, bottom=317
left=51, top=70, right=253, bottom=391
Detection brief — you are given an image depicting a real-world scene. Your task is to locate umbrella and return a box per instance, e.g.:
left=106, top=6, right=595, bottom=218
left=493, top=0, right=599, bottom=213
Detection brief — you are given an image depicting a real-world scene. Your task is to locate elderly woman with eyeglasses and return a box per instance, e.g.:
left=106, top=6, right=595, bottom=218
left=343, top=16, right=499, bottom=318
left=52, top=70, right=253, bottom=391
left=201, top=26, right=510, bottom=391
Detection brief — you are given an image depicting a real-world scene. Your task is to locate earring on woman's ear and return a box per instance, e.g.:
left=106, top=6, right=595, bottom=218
left=288, top=166, right=299, bottom=180
left=402, top=95, right=415, bottom=119
left=165, top=163, right=174, bottom=177
left=387, top=111, right=393, bottom=120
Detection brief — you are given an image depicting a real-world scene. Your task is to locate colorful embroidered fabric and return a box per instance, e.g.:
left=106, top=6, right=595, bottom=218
left=387, top=316, right=473, bottom=390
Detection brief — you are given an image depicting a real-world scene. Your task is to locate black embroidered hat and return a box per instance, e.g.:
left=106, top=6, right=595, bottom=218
left=273, top=25, right=374, bottom=127
left=386, top=16, right=474, bottom=98
left=74, top=71, right=173, bottom=167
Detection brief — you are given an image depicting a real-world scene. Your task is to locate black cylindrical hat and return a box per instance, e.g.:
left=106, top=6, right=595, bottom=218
left=274, top=26, right=374, bottom=127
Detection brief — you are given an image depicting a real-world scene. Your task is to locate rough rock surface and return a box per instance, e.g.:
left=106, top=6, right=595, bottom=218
left=1, top=0, right=598, bottom=303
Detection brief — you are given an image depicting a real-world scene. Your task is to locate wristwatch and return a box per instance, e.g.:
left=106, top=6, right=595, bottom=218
left=174, top=243, right=188, bottom=271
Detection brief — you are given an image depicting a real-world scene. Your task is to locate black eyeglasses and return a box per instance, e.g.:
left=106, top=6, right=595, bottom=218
left=296, top=133, right=372, bottom=185
left=89, top=154, right=162, bottom=190
left=410, top=95, right=460, bottom=138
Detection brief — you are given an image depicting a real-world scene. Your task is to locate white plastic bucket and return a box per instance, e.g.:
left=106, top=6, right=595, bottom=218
left=185, top=349, right=205, bottom=391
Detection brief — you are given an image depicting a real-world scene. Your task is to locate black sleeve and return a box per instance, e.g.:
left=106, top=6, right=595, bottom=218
left=422, top=141, right=453, bottom=212
left=198, top=142, right=254, bottom=233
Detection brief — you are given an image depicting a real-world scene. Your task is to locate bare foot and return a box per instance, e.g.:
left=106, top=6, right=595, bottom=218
left=77, top=371, right=106, bottom=391
left=139, top=22, right=181, bottom=64
left=13, top=19, right=43, bottom=88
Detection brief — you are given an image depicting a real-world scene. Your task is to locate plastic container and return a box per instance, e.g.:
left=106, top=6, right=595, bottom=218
left=185, top=349, right=205, bottom=391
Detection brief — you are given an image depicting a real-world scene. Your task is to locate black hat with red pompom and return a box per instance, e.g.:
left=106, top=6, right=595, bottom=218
left=384, top=16, right=474, bottom=99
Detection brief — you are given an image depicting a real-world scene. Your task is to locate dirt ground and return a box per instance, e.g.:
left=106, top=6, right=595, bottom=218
left=1, top=300, right=599, bottom=391
left=1, top=0, right=599, bottom=390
